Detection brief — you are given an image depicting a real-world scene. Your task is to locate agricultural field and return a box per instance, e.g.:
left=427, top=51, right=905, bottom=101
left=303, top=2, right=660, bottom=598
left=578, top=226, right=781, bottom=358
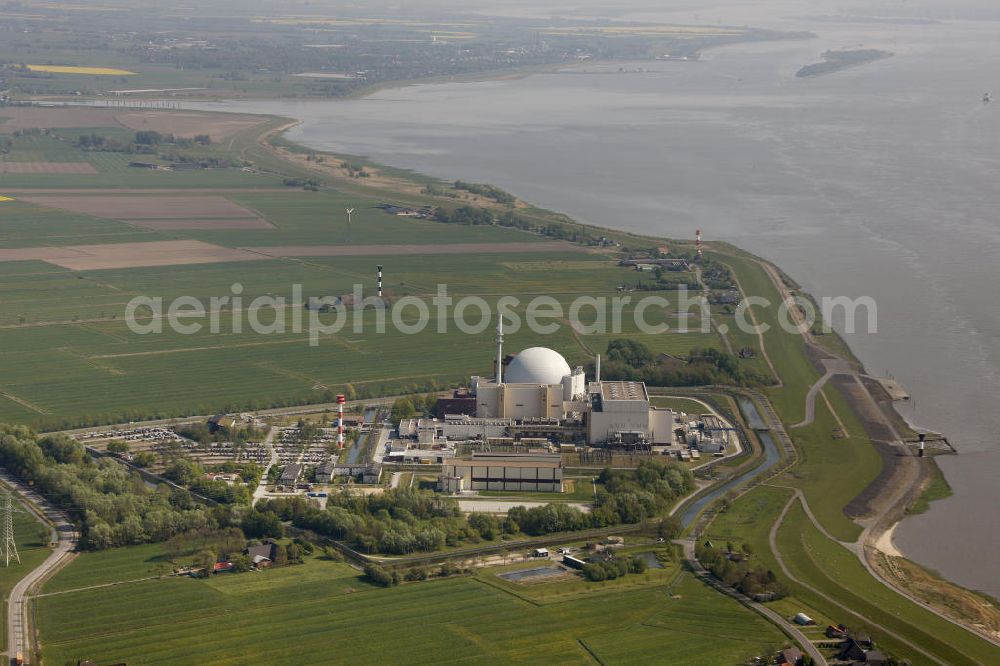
left=0, top=128, right=721, bottom=429
left=38, top=549, right=787, bottom=665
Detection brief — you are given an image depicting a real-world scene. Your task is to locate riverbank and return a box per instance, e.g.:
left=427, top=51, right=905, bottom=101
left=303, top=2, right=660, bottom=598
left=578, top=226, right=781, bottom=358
left=251, top=110, right=1000, bottom=647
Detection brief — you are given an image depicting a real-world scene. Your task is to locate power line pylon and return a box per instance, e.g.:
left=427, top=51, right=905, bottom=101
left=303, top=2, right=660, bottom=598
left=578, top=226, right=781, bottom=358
left=2, top=492, right=20, bottom=566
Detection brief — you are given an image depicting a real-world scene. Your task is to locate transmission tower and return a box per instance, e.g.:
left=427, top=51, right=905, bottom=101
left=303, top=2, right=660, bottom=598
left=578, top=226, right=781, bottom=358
left=2, top=493, right=20, bottom=566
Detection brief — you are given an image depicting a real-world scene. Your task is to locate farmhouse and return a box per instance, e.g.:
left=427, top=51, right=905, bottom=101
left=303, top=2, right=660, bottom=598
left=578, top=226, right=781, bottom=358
left=247, top=543, right=276, bottom=568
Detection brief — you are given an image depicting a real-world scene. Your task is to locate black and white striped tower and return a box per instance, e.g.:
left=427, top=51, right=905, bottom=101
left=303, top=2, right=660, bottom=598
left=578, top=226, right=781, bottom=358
left=377, top=265, right=383, bottom=298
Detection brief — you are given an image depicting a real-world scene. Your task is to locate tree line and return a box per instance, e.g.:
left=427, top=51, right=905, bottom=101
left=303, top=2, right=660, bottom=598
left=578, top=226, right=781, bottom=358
left=597, top=339, right=766, bottom=387
left=0, top=425, right=227, bottom=550
left=252, top=458, right=694, bottom=556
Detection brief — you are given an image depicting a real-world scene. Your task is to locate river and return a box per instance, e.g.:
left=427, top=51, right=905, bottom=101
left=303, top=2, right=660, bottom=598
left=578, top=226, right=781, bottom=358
left=187, top=3, right=1000, bottom=598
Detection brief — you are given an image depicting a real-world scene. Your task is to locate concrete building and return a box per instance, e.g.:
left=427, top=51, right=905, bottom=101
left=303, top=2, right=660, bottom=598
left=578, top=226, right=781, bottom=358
left=472, top=346, right=586, bottom=420
left=439, top=451, right=563, bottom=493
left=314, top=459, right=336, bottom=483
left=587, top=381, right=650, bottom=445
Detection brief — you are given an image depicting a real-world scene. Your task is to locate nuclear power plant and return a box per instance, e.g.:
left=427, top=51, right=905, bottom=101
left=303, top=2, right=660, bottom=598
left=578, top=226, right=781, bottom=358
left=397, top=323, right=734, bottom=476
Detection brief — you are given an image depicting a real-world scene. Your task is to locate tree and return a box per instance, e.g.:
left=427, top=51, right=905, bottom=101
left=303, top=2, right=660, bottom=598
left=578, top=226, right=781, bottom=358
left=241, top=510, right=284, bottom=539
left=657, top=515, right=683, bottom=540
left=232, top=555, right=252, bottom=573
left=606, top=339, right=653, bottom=368
left=195, top=549, right=217, bottom=577
left=107, top=440, right=130, bottom=454
left=391, top=398, right=417, bottom=422
left=132, top=451, right=157, bottom=467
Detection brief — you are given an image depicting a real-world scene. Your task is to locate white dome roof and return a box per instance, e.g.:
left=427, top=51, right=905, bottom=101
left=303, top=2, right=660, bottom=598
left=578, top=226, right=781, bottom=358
left=504, top=347, right=572, bottom=385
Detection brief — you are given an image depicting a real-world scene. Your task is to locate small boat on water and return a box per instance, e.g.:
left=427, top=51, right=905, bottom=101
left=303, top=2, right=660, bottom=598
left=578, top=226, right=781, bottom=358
left=984, top=92, right=993, bottom=104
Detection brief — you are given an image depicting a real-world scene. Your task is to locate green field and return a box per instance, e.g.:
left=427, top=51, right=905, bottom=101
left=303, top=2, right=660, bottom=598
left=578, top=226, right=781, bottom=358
left=38, top=550, right=786, bottom=665
left=0, top=184, right=720, bottom=429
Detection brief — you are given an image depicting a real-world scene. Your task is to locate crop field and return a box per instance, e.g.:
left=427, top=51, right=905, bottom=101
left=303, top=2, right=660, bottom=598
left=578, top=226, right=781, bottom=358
left=0, top=162, right=98, bottom=174
left=17, top=194, right=263, bottom=219
left=27, top=65, right=136, bottom=76
left=0, top=178, right=720, bottom=428
left=38, top=551, right=785, bottom=665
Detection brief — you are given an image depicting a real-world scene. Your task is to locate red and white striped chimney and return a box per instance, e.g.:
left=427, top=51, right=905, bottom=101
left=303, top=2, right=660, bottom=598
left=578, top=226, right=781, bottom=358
left=337, top=394, right=346, bottom=448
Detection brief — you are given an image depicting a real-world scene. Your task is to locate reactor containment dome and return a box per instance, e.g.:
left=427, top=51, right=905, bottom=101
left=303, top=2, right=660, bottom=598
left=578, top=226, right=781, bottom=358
left=504, top=347, right=573, bottom=385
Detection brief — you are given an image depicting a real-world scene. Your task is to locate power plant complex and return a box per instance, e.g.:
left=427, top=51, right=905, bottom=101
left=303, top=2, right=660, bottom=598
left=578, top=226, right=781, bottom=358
left=392, top=323, right=737, bottom=493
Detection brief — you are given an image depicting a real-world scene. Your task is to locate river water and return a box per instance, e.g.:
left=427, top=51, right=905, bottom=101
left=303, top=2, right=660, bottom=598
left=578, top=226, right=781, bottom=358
left=189, top=3, right=1000, bottom=597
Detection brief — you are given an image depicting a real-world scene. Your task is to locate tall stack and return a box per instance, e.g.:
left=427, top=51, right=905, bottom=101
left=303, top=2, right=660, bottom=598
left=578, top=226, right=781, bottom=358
left=696, top=229, right=703, bottom=261
left=337, top=394, right=346, bottom=449
left=495, top=318, right=504, bottom=383
left=377, top=264, right=383, bottom=298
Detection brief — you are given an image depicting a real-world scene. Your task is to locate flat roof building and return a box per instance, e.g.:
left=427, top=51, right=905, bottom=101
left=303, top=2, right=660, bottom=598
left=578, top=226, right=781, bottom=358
left=440, top=451, right=563, bottom=493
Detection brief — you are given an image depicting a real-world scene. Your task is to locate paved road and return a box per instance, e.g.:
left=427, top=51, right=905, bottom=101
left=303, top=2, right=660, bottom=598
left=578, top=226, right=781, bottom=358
left=252, top=426, right=279, bottom=505
left=680, top=539, right=828, bottom=666
left=455, top=499, right=592, bottom=514
left=791, top=371, right=833, bottom=429
left=51, top=394, right=416, bottom=438
left=0, top=469, right=78, bottom=665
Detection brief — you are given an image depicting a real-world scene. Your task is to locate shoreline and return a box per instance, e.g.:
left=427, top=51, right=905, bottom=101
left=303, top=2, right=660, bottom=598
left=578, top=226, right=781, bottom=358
left=10, top=80, right=993, bottom=645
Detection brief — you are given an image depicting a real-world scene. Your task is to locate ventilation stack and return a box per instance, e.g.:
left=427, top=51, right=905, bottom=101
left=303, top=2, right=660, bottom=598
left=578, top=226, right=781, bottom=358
left=495, top=317, right=504, bottom=384
left=918, top=432, right=926, bottom=457
left=377, top=264, right=383, bottom=298
left=696, top=229, right=703, bottom=261
left=337, top=394, right=346, bottom=449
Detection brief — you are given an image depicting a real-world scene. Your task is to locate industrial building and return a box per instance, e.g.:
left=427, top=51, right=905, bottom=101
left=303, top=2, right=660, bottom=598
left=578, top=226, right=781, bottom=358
left=439, top=452, right=563, bottom=493
left=467, top=324, right=677, bottom=447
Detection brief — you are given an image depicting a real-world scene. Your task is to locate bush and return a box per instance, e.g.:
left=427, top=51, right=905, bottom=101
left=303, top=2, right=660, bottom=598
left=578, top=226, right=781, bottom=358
left=364, top=562, right=395, bottom=587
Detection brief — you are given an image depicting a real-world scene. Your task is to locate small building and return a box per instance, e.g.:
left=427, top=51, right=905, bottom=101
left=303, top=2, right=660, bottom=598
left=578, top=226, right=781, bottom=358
left=825, top=625, right=848, bottom=639
left=438, top=474, right=465, bottom=494
left=280, top=463, right=303, bottom=485
left=563, top=554, right=587, bottom=570
left=793, top=612, right=815, bottom=626
left=246, top=543, right=276, bottom=569
left=314, top=459, right=336, bottom=483
left=779, top=646, right=802, bottom=666
left=532, top=548, right=549, bottom=558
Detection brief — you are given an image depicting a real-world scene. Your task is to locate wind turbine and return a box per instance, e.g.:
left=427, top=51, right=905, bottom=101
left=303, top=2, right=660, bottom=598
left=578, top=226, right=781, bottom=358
left=345, top=207, right=355, bottom=244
